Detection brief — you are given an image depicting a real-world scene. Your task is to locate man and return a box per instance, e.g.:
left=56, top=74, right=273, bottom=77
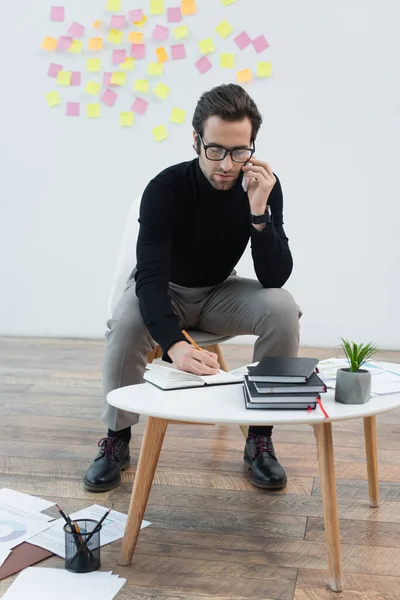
left=84, top=83, right=301, bottom=493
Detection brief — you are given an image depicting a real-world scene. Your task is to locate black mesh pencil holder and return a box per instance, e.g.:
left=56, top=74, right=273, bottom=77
left=64, top=519, right=102, bottom=573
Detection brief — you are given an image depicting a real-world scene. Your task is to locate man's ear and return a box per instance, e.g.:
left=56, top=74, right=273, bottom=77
left=192, top=131, right=200, bottom=155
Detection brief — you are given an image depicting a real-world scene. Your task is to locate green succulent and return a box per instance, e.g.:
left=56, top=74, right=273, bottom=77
left=340, top=338, right=379, bottom=372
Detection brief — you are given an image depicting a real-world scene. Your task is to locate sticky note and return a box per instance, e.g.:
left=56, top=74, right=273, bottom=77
left=148, top=62, right=163, bottom=75
left=68, top=22, right=85, bottom=37
left=170, top=108, right=186, bottom=124
left=103, top=72, right=113, bottom=86
left=101, top=88, right=118, bottom=106
left=110, top=15, right=126, bottom=29
left=222, top=0, right=235, bottom=4
left=181, top=0, right=196, bottom=15
left=120, top=57, right=135, bottom=70
left=57, top=36, right=72, bottom=50
left=220, top=53, right=234, bottom=68
left=128, top=31, right=144, bottom=43
left=88, top=37, right=103, bottom=50
left=173, top=25, right=188, bottom=39
left=87, top=58, right=101, bottom=72
left=93, top=20, right=103, bottom=30
left=87, top=103, right=101, bottom=118
left=236, top=68, right=252, bottom=83
left=106, top=0, right=121, bottom=11
left=252, top=35, right=269, bottom=53
left=134, top=80, right=149, bottom=92
left=152, top=25, right=169, bottom=41
left=215, top=20, right=233, bottom=39
left=156, top=47, right=168, bottom=62
left=50, top=6, right=65, bottom=21
left=171, top=44, right=186, bottom=60
left=195, top=56, right=212, bottom=74
left=48, top=62, right=63, bottom=77
left=57, top=70, right=72, bottom=86
left=133, top=13, right=147, bottom=27
left=108, top=29, right=124, bottom=44
left=111, top=72, right=126, bottom=85
left=199, top=38, right=215, bottom=55
left=257, top=61, right=272, bottom=77
left=150, top=0, right=164, bottom=15
left=234, top=31, right=251, bottom=50
left=41, top=37, right=58, bottom=51
left=152, top=125, right=168, bottom=142
left=112, top=49, right=126, bottom=64
left=45, top=91, right=61, bottom=107
left=66, top=102, right=80, bottom=117
left=128, top=9, right=143, bottom=22
left=168, top=7, right=181, bottom=22
left=120, top=112, right=135, bottom=126
left=152, top=82, right=170, bottom=99
left=130, top=44, right=145, bottom=59
left=85, top=81, right=101, bottom=95
left=132, top=97, right=148, bottom=114
left=70, top=72, right=81, bottom=86
left=69, top=40, right=83, bottom=53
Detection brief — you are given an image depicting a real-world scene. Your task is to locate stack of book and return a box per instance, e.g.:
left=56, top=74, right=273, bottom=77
left=244, top=357, right=327, bottom=410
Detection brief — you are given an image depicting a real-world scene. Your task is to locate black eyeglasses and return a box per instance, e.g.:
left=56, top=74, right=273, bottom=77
left=198, top=134, right=255, bottom=163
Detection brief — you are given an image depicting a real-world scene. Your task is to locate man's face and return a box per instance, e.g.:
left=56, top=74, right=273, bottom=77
left=194, top=116, right=253, bottom=191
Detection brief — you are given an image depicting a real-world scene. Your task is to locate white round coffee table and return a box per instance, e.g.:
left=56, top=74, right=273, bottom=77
left=107, top=361, right=400, bottom=592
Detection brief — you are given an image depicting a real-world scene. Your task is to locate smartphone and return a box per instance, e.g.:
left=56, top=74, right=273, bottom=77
left=242, top=161, right=252, bottom=192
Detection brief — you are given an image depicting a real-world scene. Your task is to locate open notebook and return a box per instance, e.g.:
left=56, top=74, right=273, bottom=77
left=143, top=363, right=243, bottom=390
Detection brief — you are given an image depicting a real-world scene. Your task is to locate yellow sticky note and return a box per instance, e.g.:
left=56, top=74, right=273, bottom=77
left=133, top=13, right=147, bottom=27
left=148, top=62, right=163, bottom=76
left=170, top=108, right=186, bottom=124
left=150, top=0, right=164, bottom=15
left=93, top=20, right=103, bottom=30
left=173, top=25, right=189, bottom=40
left=85, top=81, right=101, bottom=95
left=215, top=20, right=233, bottom=39
left=106, top=0, right=121, bottom=11
left=107, top=29, right=124, bottom=44
left=156, top=47, right=168, bottom=62
left=128, top=31, right=144, bottom=44
left=57, top=71, right=72, bottom=86
left=88, top=37, right=103, bottom=50
left=236, top=68, right=252, bottom=83
left=120, top=58, right=135, bottom=70
left=41, top=36, right=58, bottom=51
left=220, top=53, right=235, bottom=68
left=222, top=0, right=236, bottom=5
left=120, top=112, right=135, bottom=126
left=134, top=80, right=149, bottom=92
left=181, top=0, right=196, bottom=15
left=257, top=62, right=272, bottom=77
left=199, top=38, right=215, bottom=54
left=69, top=39, right=83, bottom=53
left=152, top=83, right=170, bottom=100
left=152, top=125, right=168, bottom=142
left=45, top=91, right=61, bottom=107
left=111, top=72, right=126, bottom=85
left=87, top=58, right=101, bottom=72
left=87, top=103, right=101, bottom=118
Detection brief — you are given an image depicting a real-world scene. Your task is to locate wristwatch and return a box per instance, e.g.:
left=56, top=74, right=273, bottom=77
left=249, top=206, right=271, bottom=225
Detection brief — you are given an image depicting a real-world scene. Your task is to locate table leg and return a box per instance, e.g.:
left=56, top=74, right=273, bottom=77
left=363, top=415, right=380, bottom=508
left=119, top=416, right=168, bottom=566
left=313, top=423, right=343, bottom=592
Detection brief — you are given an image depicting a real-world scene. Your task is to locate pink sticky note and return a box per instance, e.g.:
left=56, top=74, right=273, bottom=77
left=130, top=43, right=145, bottom=59
left=48, top=62, right=63, bottom=77
left=195, top=56, right=212, bottom=74
left=252, top=34, right=269, bottom=53
left=132, top=97, right=148, bottom=115
left=103, top=72, right=112, bottom=86
left=50, top=6, right=65, bottom=21
left=152, top=25, right=169, bottom=41
left=171, top=44, right=186, bottom=60
left=68, top=22, right=85, bottom=38
left=234, top=31, right=252, bottom=50
left=112, top=49, right=126, bottom=64
left=167, top=7, right=181, bottom=22
left=57, top=36, right=72, bottom=50
left=70, top=71, right=81, bottom=86
left=66, top=102, right=80, bottom=117
left=111, top=15, right=127, bottom=29
left=129, top=9, right=143, bottom=22
left=101, top=88, right=118, bottom=106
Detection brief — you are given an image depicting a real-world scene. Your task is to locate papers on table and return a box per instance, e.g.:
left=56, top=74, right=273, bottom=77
left=317, top=358, right=400, bottom=396
left=1, top=567, right=126, bottom=600
left=29, top=504, right=151, bottom=557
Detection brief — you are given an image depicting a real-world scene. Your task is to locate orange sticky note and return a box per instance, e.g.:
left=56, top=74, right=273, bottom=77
left=93, top=20, right=103, bottom=30
left=41, top=36, right=58, bottom=51
left=236, top=68, right=252, bottom=83
left=128, top=31, right=144, bottom=44
left=181, top=0, right=196, bottom=15
left=88, top=37, right=103, bottom=50
left=156, top=47, right=168, bottom=62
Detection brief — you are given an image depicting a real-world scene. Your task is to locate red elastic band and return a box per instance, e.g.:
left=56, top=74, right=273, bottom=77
left=317, top=397, right=329, bottom=419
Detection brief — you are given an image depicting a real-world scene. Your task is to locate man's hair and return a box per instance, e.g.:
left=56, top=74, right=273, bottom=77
left=192, top=84, right=263, bottom=151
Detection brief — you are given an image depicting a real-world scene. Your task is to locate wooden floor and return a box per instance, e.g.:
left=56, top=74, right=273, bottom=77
left=1, top=338, right=400, bottom=599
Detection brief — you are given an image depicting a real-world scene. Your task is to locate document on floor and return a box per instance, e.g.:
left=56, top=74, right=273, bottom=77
left=0, top=504, right=54, bottom=553
left=0, top=549, right=11, bottom=568
left=29, top=504, right=151, bottom=557
left=1, top=567, right=126, bottom=600
left=0, top=488, right=54, bottom=513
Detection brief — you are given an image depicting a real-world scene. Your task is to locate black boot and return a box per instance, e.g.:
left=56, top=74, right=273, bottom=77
left=244, top=433, right=287, bottom=489
left=84, top=435, right=130, bottom=492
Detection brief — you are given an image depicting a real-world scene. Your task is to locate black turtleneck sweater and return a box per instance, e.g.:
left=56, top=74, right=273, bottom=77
left=134, top=159, right=293, bottom=358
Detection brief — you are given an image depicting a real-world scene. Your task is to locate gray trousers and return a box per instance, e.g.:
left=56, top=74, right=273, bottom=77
left=101, top=274, right=302, bottom=431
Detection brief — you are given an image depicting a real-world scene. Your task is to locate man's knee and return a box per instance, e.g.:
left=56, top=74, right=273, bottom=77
left=257, top=288, right=301, bottom=337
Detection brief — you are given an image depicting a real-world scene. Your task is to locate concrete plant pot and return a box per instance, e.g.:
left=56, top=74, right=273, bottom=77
left=335, top=368, right=371, bottom=404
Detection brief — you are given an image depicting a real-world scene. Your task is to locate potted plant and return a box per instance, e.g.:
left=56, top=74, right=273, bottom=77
left=335, top=338, right=379, bottom=405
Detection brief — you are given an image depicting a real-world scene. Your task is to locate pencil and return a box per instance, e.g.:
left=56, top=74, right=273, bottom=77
left=182, top=329, right=202, bottom=351
left=56, top=503, right=72, bottom=527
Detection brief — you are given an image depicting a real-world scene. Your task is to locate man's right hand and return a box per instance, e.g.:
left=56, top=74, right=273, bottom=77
left=168, top=341, right=220, bottom=375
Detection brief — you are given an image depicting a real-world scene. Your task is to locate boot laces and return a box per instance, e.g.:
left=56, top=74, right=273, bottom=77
left=249, top=434, right=274, bottom=460
left=97, top=436, right=124, bottom=461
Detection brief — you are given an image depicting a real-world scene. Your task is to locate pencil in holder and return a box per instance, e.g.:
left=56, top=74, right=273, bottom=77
left=64, top=519, right=101, bottom=573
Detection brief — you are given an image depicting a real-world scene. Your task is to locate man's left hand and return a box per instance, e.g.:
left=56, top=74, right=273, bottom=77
left=242, top=157, right=276, bottom=215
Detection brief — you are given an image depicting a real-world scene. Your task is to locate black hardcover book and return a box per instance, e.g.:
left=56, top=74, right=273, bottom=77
left=244, top=376, right=321, bottom=404
left=247, top=357, right=319, bottom=383
left=253, top=372, right=326, bottom=394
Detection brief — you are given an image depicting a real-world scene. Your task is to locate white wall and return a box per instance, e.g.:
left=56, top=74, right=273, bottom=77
left=1, top=0, right=399, bottom=348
